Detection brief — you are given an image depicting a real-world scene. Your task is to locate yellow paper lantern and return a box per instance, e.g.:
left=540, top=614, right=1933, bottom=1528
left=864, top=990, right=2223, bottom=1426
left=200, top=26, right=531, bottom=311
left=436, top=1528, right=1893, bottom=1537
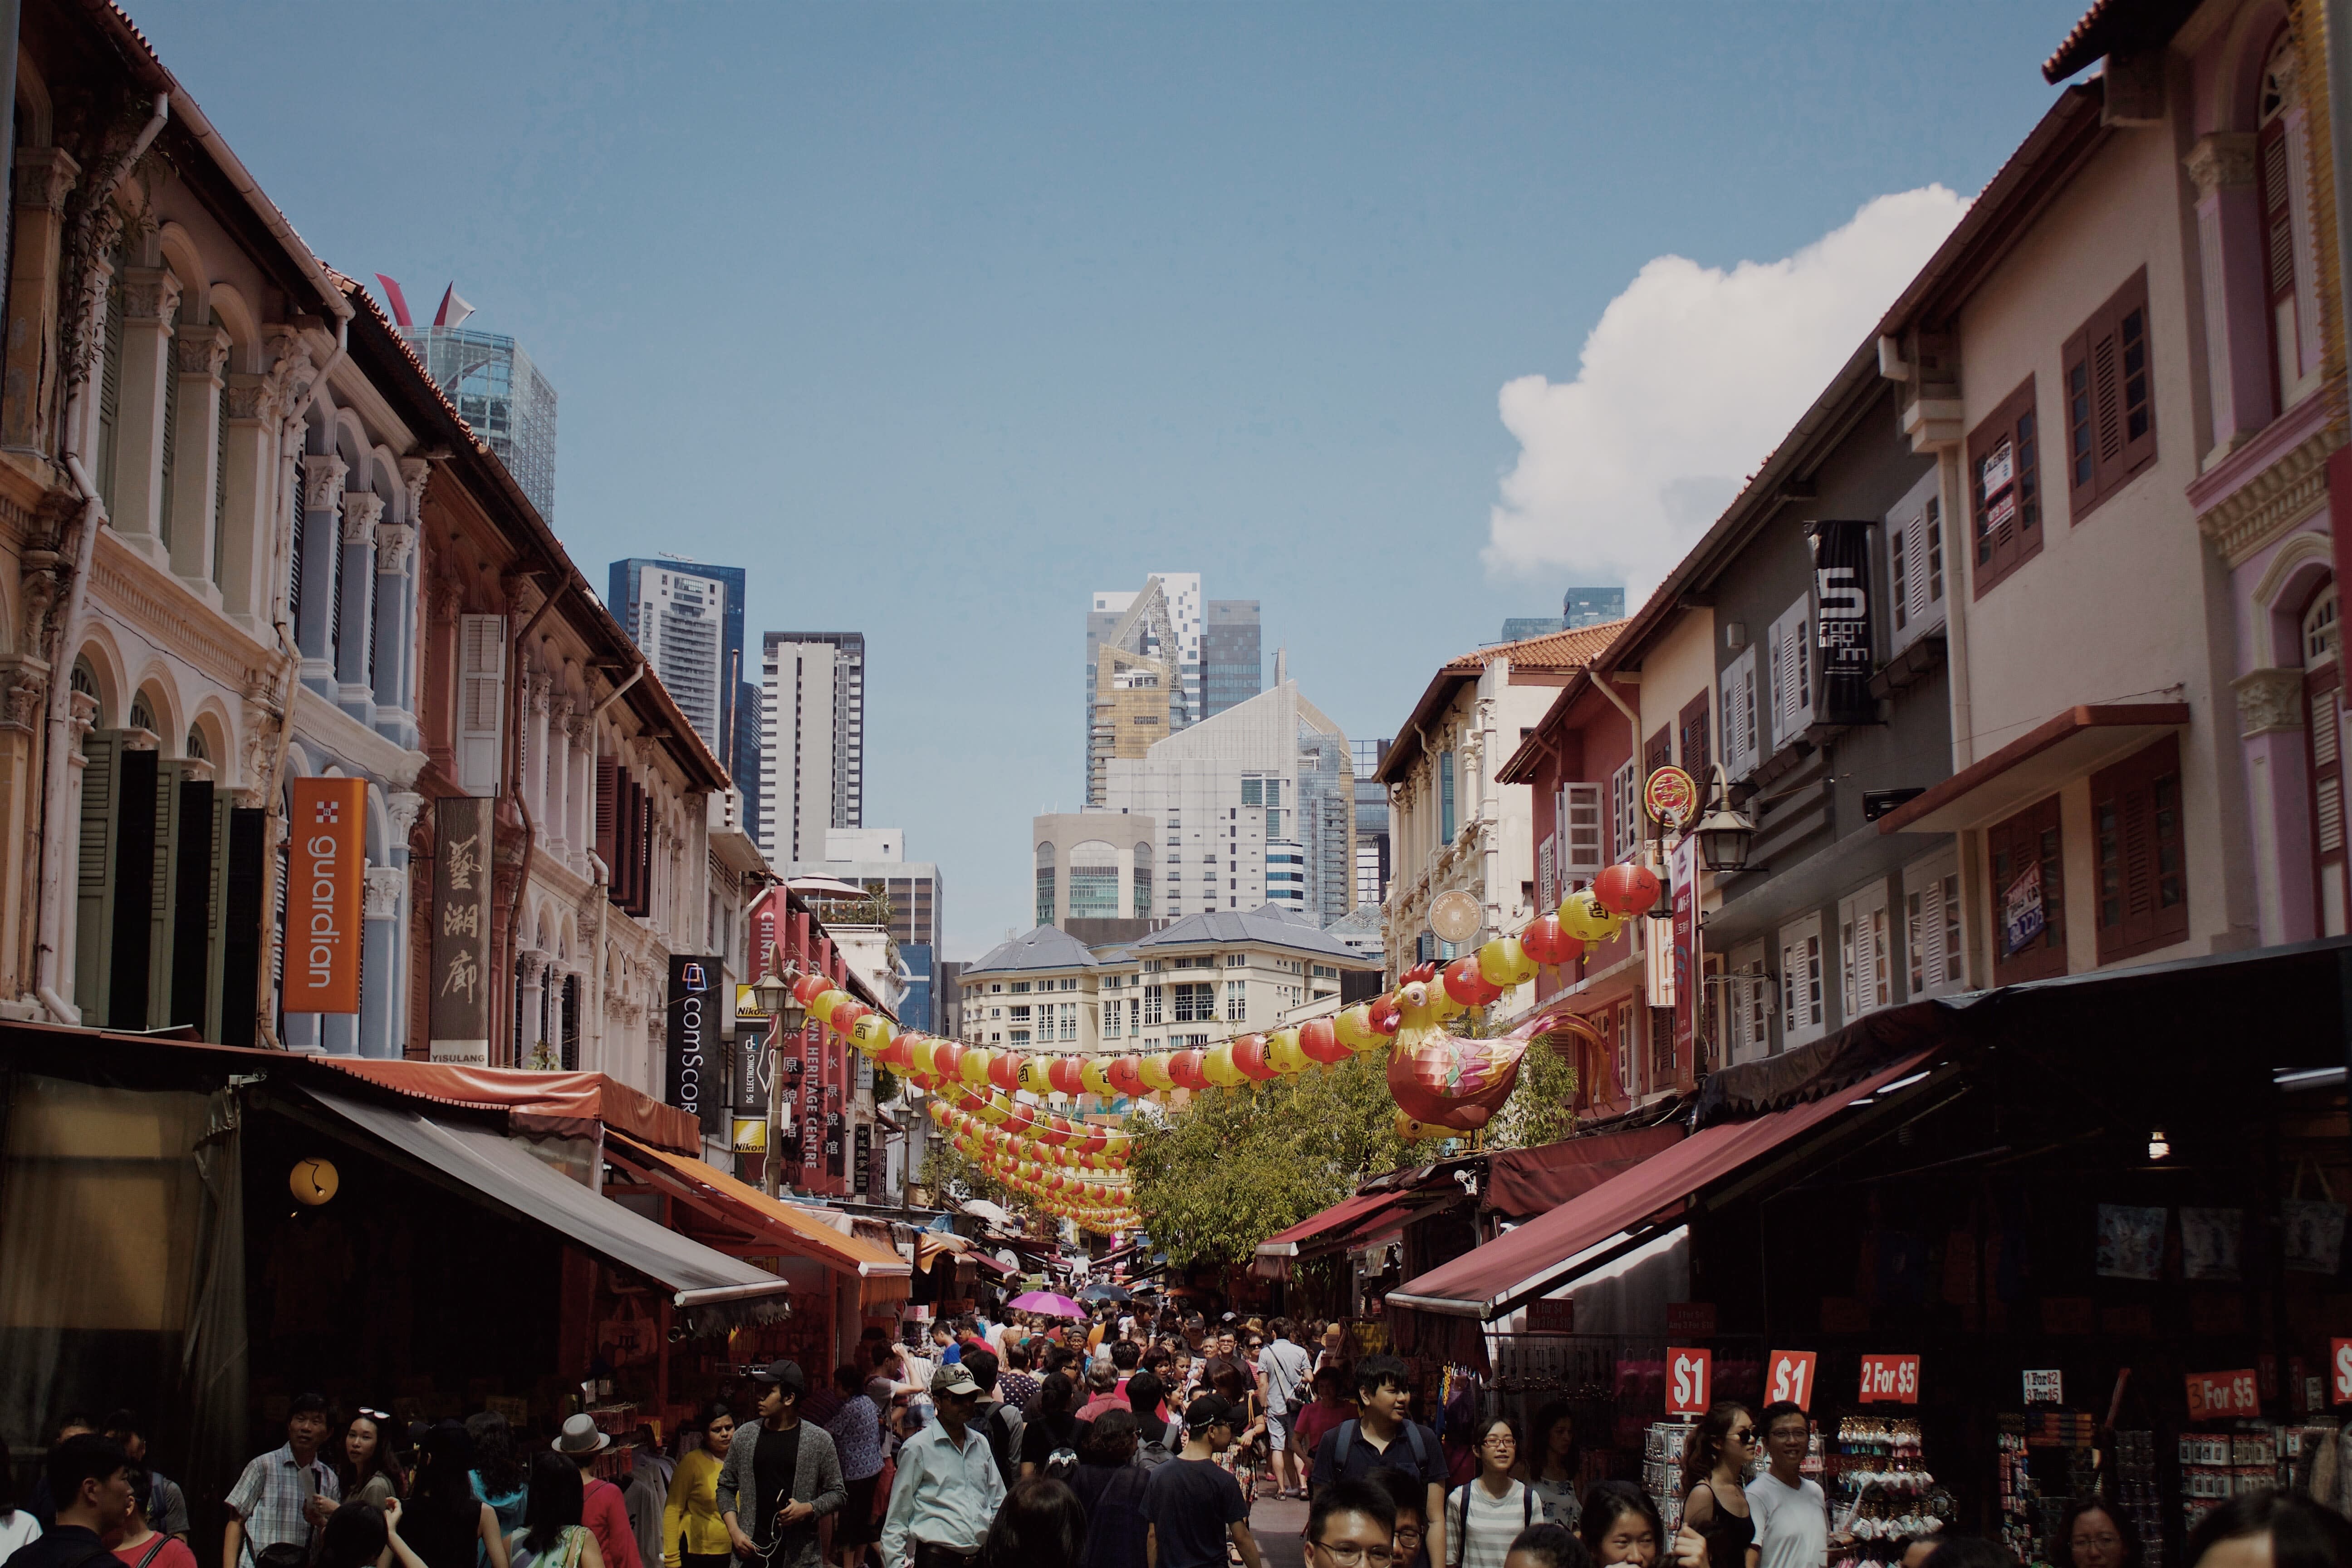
left=1203, top=1043, right=1241, bottom=1088
left=849, top=1014, right=894, bottom=1054
left=1558, top=888, right=1621, bottom=944
left=1138, top=1053, right=1175, bottom=1092
left=960, top=1047, right=994, bottom=1086
left=1333, top=1005, right=1375, bottom=1050
left=290, top=1157, right=339, bottom=1205
left=1081, top=1056, right=1113, bottom=1096
left=1018, top=1054, right=1055, bottom=1094
left=906, top=1036, right=938, bottom=1076
left=1479, top=936, right=1538, bottom=988
left=1267, top=1028, right=1309, bottom=1074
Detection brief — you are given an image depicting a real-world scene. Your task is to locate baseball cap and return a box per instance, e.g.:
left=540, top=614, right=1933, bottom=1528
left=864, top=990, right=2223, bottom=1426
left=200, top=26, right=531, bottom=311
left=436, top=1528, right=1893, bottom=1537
left=751, top=1361, right=807, bottom=1395
left=1185, top=1393, right=1235, bottom=1433
left=932, top=1364, right=982, bottom=1398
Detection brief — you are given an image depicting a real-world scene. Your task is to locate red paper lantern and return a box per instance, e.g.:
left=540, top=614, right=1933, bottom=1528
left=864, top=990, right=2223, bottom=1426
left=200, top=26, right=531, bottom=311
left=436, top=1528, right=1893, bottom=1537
left=1519, top=913, right=1585, bottom=966
left=930, top=1040, right=962, bottom=1079
left=831, top=1004, right=868, bottom=1035
left=1442, top=956, right=1503, bottom=1006
left=1298, top=1019, right=1349, bottom=1064
left=790, top=971, right=833, bottom=1005
left=1169, top=1049, right=1206, bottom=1090
left=988, top=1051, right=1022, bottom=1093
left=1232, top=1035, right=1279, bottom=1081
left=1078, top=1127, right=1107, bottom=1156
left=1592, top=861, right=1663, bottom=917
left=1106, top=1056, right=1145, bottom=1097
left=1043, top=1112, right=1074, bottom=1144
left=1046, top=1057, right=1085, bottom=1098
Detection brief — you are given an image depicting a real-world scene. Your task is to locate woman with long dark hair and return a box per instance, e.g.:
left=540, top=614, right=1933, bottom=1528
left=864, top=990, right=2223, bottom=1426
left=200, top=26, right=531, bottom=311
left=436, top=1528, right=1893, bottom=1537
left=1677, top=1406, right=1756, bottom=1568
left=1577, top=1484, right=1662, bottom=1568
left=1448, top=1417, right=1534, bottom=1568
left=402, top=1423, right=511, bottom=1568
left=467, top=1413, right=529, bottom=1544
left=342, top=1411, right=407, bottom=1509
left=1019, top=1373, right=1082, bottom=1480
left=506, top=1453, right=607, bottom=1568
left=981, top=1478, right=1085, bottom=1568
left=663, top=1403, right=735, bottom=1568
left=1523, top=1405, right=1580, bottom=1531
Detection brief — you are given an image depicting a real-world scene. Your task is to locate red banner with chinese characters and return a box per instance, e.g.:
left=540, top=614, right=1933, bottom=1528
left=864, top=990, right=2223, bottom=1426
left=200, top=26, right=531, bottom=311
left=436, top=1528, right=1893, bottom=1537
left=1858, top=1353, right=1920, bottom=1404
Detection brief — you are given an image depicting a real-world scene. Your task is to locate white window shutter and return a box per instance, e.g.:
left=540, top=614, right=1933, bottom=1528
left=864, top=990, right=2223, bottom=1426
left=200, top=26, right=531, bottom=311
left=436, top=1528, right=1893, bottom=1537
left=1720, top=647, right=1759, bottom=777
left=457, top=613, right=507, bottom=797
left=1563, top=782, right=1605, bottom=884
left=1537, top=834, right=1556, bottom=911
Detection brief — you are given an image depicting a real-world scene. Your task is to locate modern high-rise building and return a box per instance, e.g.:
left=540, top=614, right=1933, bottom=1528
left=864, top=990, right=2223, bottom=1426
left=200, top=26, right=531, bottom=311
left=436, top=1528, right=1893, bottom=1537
left=401, top=323, right=558, bottom=520
left=786, top=829, right=945, bottom=1027
left=611, top=557, right=759, bottom=843
left=1563, top=587, right=1627, bottom=629
left=1085, top=573, right=1204, bottom=802
left=760, top=631, right=865, bottom=865
left=1202, top=600, right=1263, bottom=718
left=1500, top=616, right=1567, bottom=641
left=1102, top=680, right=1355, bottom=926
left=1352, top=738, right=1392, bottom=910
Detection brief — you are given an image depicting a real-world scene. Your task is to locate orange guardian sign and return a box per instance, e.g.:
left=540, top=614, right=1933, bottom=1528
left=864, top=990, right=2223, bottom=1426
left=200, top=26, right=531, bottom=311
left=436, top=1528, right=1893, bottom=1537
left=287, top=777, right=368, bottom=1014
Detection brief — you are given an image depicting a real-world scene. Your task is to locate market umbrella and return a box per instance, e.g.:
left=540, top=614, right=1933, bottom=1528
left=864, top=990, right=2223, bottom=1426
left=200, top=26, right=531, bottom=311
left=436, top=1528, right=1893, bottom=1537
left=1008, top=1289, right=1088, bottom=1319
left=1079, top=1282, right=1132, bottom=1302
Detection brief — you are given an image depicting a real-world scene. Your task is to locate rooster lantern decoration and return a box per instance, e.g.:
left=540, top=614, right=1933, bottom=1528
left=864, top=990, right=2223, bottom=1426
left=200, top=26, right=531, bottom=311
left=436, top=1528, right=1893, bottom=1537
left=1383, top=960, right=1607, bottom=1141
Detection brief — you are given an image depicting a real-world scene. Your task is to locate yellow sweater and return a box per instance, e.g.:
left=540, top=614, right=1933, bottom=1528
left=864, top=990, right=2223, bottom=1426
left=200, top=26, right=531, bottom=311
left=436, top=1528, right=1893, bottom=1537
left=664, top=1448, right=730, bottom=1565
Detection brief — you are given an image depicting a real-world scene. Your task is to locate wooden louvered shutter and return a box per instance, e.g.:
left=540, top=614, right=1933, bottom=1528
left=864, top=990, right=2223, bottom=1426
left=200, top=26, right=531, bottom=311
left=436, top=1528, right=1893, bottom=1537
left=1537, top=833, right=1556, bottom=912
left=1970, top=379, right=2043, bottom=593
left=97, top=279, right=123, bottom=514
left=158, top=307, right=179, bottom=549
left=596, top=754, right=619, bottom=877
left=2308, top=661, right=2345, bottom=930
left=1562, top=782, right=1605, bottom=886
left=2092, top=733, right=2189, bottom=963
left=2063, top=272, right=2156, bottom=521
left=1989, top=795, right=2068, bottom=984
left=1645, top=725, right=1671, bottom=783
left=1679, top=691, right=1711, bottom=785
left=456, top=614, right=506, bottom=796
left=2261, top=116, right=2300, bottom=403
left=143, top=760, right=186, bottom=1028
left=170, top=774, right=216, bottom=1030
left=108, top=747, right=159, bottom=1029
left=74, top=731, right=122, bottom=1024
left=218, top=805, right=265, bottom=1048
left=636, top=786, right=655, bottom=916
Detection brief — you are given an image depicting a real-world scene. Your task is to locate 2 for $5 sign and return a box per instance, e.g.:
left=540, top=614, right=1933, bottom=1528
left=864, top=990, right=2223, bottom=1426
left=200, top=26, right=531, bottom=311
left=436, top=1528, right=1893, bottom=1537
left=1858, top=1353, right=1920, bottom=1404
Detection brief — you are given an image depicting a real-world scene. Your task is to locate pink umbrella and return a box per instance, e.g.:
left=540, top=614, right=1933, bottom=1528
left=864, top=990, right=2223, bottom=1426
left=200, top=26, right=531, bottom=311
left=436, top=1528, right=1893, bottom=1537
left=1008, top=1289, right=1087, bottom=1319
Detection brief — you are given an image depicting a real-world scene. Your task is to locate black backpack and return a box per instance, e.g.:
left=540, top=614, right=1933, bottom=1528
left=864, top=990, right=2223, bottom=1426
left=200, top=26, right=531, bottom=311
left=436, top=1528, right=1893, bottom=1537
left=980, top=1400, right=1024, bottom=1488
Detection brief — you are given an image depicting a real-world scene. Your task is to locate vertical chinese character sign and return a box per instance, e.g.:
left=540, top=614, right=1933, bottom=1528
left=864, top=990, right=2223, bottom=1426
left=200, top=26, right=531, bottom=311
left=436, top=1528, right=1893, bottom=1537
left=1810, top=520, right=1877, bottom=728
left=287, top=778, right=368, bottom=1014
left=1670, top=834, right=1698, bottom=1070
left=854, top=1123, right=873, bottom=1196
left=430, top=796, right=494, bottom=1064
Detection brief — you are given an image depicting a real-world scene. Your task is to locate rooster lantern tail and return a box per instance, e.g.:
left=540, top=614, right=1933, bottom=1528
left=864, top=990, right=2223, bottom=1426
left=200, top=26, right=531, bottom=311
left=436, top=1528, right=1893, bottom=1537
left=1383, top=970, right=1605, bottom=1135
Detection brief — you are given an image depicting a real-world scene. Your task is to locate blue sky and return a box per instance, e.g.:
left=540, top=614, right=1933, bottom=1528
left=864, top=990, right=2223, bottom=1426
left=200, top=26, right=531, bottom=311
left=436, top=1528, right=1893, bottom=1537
left=133, top=0, right=2087, bottom=958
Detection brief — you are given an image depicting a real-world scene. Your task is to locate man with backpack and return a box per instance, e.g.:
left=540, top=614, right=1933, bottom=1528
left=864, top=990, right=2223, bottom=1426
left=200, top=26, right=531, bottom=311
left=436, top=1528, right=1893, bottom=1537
left=1121, top=1373, right=1181, bottom=1474
left=956, top=1350, right=1024, bottom=1490
left=1306, top=1356, right=1447, bottom=1568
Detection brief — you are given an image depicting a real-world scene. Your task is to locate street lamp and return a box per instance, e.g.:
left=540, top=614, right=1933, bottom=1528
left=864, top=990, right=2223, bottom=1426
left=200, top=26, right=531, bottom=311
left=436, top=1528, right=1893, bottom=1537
left=1692, top=764, right=1759, bottom=874
left=758, top=966, right=807, bottom=1198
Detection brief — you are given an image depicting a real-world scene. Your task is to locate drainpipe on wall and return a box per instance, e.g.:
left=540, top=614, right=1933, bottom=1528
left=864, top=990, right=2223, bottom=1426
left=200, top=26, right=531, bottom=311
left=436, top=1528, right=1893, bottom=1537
left=500, top=576, right=571, bottom=1066
left=29, top=92, right=166, bottom=1024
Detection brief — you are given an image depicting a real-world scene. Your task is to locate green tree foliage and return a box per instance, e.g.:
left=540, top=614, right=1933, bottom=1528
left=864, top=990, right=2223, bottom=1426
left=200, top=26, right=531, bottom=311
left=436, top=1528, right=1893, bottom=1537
left=921, top=1136, right=1017, bottom=1210
left=1125, top=1053, right=1408, bottom=1267
left=1487, top=1031, right=1581, bottom=1150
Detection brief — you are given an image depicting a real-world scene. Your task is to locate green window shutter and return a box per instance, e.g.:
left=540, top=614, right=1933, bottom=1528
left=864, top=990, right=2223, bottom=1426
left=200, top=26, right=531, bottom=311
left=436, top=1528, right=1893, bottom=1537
left=109, top=747, right=159, bottom=1029
left=73, top=731, right=121, bottom=1025
left=97, top=282, right=124, bottom=516
left=158, top=311, right=179, bottom=548
left=218, top=807, right=266, bottom=1049
left=167, top=773, right=213, bottom=1029
left=204, top=791, right=233, bottom=1042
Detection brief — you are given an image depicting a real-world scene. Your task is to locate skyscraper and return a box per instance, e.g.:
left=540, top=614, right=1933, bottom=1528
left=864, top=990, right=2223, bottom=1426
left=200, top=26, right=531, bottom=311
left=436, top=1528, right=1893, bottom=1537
left=760, top=632, right=865, bottom=865
left=1500, top=616, right=1567, bottom=641
left=1202, top=600, right=1263, bottom=718
left=397, top=317, right=557, bottom=520
left=1352, top=738, right=1392, bottom=910
left=1563, top=588, right=1627, bottom=629
left=611, top=557, right=758, bottom=842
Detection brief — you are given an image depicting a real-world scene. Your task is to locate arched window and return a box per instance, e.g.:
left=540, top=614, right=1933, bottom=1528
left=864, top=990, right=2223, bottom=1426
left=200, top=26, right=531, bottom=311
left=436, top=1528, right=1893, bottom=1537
left=69, top=659, right=97, bottom=703
left=1034, top=841, right=1055, bottom=926
left=128, top=692, right=156, bottom=735
left=2259, top=34, right=2310, bottom=412
left=2303, top=582, right=2338, bottom=667
left=185, top=726, right=207, bottom=761
left=1069, top=840, right=1119, bottom=919
left=1133, top=842, right=1153, bottom=918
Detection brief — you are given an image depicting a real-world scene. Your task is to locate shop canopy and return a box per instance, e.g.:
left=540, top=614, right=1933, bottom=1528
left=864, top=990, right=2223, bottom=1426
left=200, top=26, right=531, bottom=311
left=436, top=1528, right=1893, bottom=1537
left=317, top=1057, right=699, bottom=1152
left=1483, top=1121, right=1687, bottom=1217
left=601, top=1135, right=912, bottom=1307
left=1253, top=1191, right=1432, bottom=1280
left=1387, top=1049, right=1942, bottom=1337
left=298, top=1088, right=788, bottom=1316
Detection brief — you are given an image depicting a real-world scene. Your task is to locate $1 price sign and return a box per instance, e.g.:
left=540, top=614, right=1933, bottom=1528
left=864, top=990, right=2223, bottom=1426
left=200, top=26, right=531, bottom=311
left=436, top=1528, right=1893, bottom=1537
left=2332, top=1340, right=2352, bottom=1405
left=2186, top=1368, right=2259, bottom=1420
left=1857, top=1353, right=1920, bottom=1404
left=1666, top=1346, right=1712, bottom=1415
left=1765, top=1350, right=1818, bottom=1410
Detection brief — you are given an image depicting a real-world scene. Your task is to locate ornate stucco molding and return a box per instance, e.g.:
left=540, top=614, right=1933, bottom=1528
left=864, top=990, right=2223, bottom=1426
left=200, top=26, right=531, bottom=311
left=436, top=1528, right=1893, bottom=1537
left=2234, top=667, right=2308, bottom=736
left=2196, top=409, right=2347, bottom=566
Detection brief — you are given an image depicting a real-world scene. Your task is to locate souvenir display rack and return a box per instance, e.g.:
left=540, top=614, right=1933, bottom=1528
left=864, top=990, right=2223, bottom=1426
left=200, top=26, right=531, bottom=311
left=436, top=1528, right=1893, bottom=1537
left=2112, top=1430, right=2162, bottom=1568
left=1827, top=1416, right=1951, bottom=1568
left=1643, top=1420, right=1693, bottom=1532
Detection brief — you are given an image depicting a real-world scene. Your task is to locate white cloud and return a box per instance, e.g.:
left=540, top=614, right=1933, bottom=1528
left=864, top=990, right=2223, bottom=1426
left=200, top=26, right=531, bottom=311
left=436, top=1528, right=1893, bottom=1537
left=1484, top=186, right=1969, bottom=601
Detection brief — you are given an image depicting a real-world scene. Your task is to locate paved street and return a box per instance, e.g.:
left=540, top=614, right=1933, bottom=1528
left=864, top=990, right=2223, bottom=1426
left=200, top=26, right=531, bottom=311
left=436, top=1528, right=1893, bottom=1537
left=1252, top=1493, right=1309, bottom=1568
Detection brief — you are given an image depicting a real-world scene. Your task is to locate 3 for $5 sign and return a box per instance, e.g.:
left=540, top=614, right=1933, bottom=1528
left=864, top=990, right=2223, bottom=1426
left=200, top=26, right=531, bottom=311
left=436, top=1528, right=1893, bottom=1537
left=2187, top=1368, right=2260, bottom=1419
left=1666, top=1347, right=1712, bottom=1415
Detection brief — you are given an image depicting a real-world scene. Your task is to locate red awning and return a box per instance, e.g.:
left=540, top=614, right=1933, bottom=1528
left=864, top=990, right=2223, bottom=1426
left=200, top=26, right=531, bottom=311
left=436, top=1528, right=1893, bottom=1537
left=1388, top=1049, right=1940, bottom=1325
left=318, top=1058, right=701, bottom=1152
left=1484, top=1122, right=1685, bottom=1217
left=1256, top=1191, right=1404, bottom=1260
left=1253, top=1191, right=1431, bottom=1280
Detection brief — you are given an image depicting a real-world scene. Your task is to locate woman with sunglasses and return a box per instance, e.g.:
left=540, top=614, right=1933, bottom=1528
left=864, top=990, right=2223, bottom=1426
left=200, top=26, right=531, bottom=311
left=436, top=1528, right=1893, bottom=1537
left=341, top=1410, right=407, bottom=1509
left=1676, top=1407, right=1757, bottom=1568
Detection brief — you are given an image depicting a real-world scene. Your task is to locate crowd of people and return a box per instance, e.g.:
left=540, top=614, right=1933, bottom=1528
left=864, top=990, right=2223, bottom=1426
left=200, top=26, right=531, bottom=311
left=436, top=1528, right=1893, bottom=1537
left=6, top=1308, right=2352, bottom=1568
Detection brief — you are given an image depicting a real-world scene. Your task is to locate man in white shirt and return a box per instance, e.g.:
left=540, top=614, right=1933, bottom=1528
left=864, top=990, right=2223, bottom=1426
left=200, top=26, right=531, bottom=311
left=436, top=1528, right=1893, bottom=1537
left=1747, top=1402, right=1828, bottom=1568
left=879, top=1364, right=1004, bottom=1568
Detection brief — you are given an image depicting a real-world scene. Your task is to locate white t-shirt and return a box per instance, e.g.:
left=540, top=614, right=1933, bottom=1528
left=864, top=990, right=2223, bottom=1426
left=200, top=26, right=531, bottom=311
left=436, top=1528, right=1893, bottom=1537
left=1445, top=1480, right=1534, bottom=1568
left=0, top=1510, right=41, bottom=1563
left=1749, top=1472, right=1828, bottom=1568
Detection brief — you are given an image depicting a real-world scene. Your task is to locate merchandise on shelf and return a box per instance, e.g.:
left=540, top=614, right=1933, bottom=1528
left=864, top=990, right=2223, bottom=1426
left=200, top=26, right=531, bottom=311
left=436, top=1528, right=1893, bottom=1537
left=1645, top=1420, right=1693, bottom=1532
left=1828, top=1416, right=1951, bottom=1568
left=2111, top=1431, right=2163, bottom=1568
